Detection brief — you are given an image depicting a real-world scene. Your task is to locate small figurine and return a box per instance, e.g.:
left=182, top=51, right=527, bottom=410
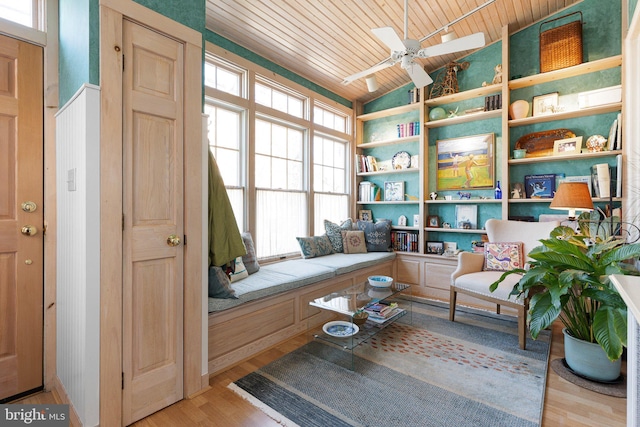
left=511, top=188, right=521, bottom=199
left=398, top=215, right=407, bottom=226
left=457, top=191, right=471, bottom=200
left=448, top=107, right=459, bottom=118
left=482, top=64, right=502, bottom=86
left=429, top=192, right=438, bottom=200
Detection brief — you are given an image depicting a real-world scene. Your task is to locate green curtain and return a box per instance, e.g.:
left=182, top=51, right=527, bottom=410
left=208, top=149, right=245, bottom=267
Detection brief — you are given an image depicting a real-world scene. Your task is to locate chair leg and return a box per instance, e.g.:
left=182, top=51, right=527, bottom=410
left=518, top=305, right=526, bottom=350
left=449, top=287, right=457, bottom=321
left=496, top=304, right=501, bottom=315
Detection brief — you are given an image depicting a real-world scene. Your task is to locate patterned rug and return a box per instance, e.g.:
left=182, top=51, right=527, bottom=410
left=229, top=300, right=551, bottom=427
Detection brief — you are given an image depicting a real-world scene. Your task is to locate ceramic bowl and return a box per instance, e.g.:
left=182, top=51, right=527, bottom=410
left=513, top=149, right=527, bottom=159
left=368, top=275, right=393, bottom=288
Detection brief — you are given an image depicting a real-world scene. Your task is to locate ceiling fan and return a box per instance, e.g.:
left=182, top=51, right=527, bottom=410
left=342, top=0, right=495, bottom=90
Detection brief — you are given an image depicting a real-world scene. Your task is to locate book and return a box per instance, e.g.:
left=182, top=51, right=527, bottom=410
left=616, top=154, right=622, bottom=198
left=591, top=164, right=611, bottom=198
left=524, top=174, right=556, bottom=198
left=366, top=307, right=405, bottom=324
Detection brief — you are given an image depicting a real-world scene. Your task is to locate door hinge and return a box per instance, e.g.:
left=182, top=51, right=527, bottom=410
left=183, top=235, right=187, bottom=246
left=122, top=372, right=124, bottom=389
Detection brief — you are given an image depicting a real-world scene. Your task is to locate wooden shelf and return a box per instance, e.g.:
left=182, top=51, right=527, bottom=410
left=357, top=201, right=420, bottom=205
left=357, top=103, right=420, bottom=121
left=425, top=227, right=488, bottom=234
left=508, top=197, right=622, bottom=203
left=392, top=226, right=419, bottom=231
left=357, top=135, right=419, bottom=148
left=426, top=109, right=502, bottom=128
left=357, top=168, right=418, bottom=177
left=508, top=55, right=622, bottom=90
left=425, top=83, right=502, bottom=106
left=508, top=150, right=622, bottom=164
left=508, top=103, right=621, bottom=127
left=426, top=199, right=502, bottom=204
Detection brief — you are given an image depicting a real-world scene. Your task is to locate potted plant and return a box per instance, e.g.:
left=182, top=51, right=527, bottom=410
left=491, top=212, right=640, bottom=381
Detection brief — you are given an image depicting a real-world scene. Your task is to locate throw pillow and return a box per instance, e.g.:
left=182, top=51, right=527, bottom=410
left=341, top=230, right=367, bottom=254
left=484, top=242, right=525, bottom=271
left=356, top=219, right=392, bottom=252
left=296, top=235, right=335, bottom=259
left=324, top=219, right=353, bottom=253
left=241, top=232, right=260, bottom=275
left=208, top=266, right=238, bottom=299
left=229, top=257, right=249, bottom=282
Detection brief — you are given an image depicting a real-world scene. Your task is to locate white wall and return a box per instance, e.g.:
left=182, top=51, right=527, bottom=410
left=55, top=84, right=100, bottom=426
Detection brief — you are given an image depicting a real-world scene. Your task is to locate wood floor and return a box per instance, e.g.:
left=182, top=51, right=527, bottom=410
left=16, top=320, right=626, bottom=426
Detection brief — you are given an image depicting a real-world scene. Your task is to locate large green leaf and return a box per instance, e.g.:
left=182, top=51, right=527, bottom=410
left=600, top=243, right=640, bottom=265
left=593, top=307, right=627, bottom=361
left=528, top=292, right=561, bottom=339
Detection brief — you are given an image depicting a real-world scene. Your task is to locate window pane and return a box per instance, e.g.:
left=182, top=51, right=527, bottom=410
left=288, top=97, right=303, bottom=117
left=257, top=190, right=307, bottom=258
left=226, top=188, right=245, bottom=232
left=255, top=120, right=271, bottom=155
left=314, top=193, right=348, bottom=235
left=271, top=124, right=287, bottom=158
left=314, top=103, right=349, bottom=134
left=214, top=148, right=239, bottom=187
left=217, top=67, right=240, bottom=96
left=255, top=155, right=271, bottom=188
left=204, top=59, right=243, bottom=97
left=323, top=140, right=334, bottom=167
left=271, top=158, right=287, bottom=189
left=333, top=168, right=345, bottom=193
left=288, top=129, right=303, bottom=161
left=288, top=160, right=303, bottom=190
left=272, top=90, right=287, bottom=112
left=255, top=83, right=271, bottom=107
left=216, top=109, right=240, bottom=149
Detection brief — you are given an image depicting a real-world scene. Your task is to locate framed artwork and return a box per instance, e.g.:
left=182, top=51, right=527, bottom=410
left=426, top=241, right=444, bottom=254
left=436, top=133, right=495, bottom=191
left=427, top=215, right=440, bottom=228
left=455, top=204, right=478, bottom=229
left=443, top=242, right=458, bottom=255
left=532, top=92, right=558, bottom=116
left=524, top=174, right=556, bottom=198
left=358, top=209, right=372, bottom=221
left=384, top=181, right=404, bottom=201
left=553, top=136, right=582, bottom=156
left=413, top=214, right=421, bottom=227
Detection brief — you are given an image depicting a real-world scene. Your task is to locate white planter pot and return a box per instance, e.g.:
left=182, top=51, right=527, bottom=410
left=563, top=328, right=621, bottom=382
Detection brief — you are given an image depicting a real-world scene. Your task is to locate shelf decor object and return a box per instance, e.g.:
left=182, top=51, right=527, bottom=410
left=509, top=100, right=529, bottom=119
left=384, top=181, right=404, bottom=201
left=539, top=11, right=583, bottom=72
left=553, top=136, right=582, bottom=156
left=436, top=133, right=495, bottom=190
left=532, top=92, right=559, bottom=116
left=549, top=182, right=594, bottom=220
left=515, top=128, right=576, bottom=157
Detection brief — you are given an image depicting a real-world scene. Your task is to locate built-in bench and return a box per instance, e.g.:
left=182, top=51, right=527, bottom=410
left=207, top=252, right=396, bottom=376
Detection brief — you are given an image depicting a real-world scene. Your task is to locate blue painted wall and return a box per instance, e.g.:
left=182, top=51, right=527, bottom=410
left=59, top=0, right=93, bottom=105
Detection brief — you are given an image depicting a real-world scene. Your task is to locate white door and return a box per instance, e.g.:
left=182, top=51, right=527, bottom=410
left=0, top=34, right=44, bottom=402
left=121, top=19, right=184, bottom=424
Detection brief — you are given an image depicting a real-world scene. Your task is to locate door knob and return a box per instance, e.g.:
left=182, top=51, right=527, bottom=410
left=21, top=225, right=38, bottom=236
left=167, top=234, right=181, bottom=247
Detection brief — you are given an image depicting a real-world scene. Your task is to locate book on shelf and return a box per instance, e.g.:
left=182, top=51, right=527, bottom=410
left=524, top=174, right=556, bottom=198
left=616, top=154, right=622, bottom=198
left=359, top=182, right=380, bottom=202
left=355, top=154, right=379, bottom=173
left=391, top=230, right=418, bottom=252
left=591, top=163, right=611, bottom=198
left=364, top=302, right=404, bottom=324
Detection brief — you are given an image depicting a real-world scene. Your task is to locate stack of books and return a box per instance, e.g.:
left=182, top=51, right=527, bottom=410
left=364, top=302, right=404, bottom=324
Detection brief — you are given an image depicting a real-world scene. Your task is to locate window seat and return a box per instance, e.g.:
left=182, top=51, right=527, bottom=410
left=207, top=252, right=396, bottom=376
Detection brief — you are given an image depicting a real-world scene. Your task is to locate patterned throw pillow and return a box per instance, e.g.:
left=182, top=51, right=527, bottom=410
left=484, top=242, right=525, bottom=271
left=229, top=257, right=249, bottom=282
left=208, top=266, right=238, bottom=299
left=341, top=230, right=368, bottom=254
left=324, top=219, right=353, bottom=253
left=241, top=232, right=260, bottom=275
left=356, top=219, right=392, bottom=252
left=296, top=235, right=335, bottom=259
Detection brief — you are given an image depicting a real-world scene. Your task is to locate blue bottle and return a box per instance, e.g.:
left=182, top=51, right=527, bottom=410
left=495, top=181, right=502, bottom=199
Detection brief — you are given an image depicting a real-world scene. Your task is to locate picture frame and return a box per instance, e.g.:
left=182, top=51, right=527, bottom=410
left=436, top=133, right=495, bottom=191
left=427, top=215, right=440, bottom=228
left=413, top=214, right=420, bottom=227
left=426, top=241, right=444, bottom=254
left=455, top=204, right=478, bottom=229
left=532, top=92, right=558, bottom=116
left=524, top=174, right=556, bottom=198
left=443, top=241, right=458, bottom=256
left=553, top=136, right=583, bottom=156
left=358, top=209, right=372, bottom=221
left=384, top=181, right=404, bottom=201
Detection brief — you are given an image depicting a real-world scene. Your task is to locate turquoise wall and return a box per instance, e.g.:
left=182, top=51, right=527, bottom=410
left=58, top=0, right=349, bottom=108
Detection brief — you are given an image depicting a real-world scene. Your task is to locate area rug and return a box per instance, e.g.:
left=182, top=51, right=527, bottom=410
left=229, top=300, right=551, bottom=427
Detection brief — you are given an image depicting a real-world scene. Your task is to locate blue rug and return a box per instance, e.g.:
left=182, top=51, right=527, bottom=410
left=230, top=300, right=551, bottom=427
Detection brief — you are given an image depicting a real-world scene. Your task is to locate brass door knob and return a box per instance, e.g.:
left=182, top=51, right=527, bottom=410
left=167, top=234, right=181, bottom=247
left=21, top=225, right=38, bottom=236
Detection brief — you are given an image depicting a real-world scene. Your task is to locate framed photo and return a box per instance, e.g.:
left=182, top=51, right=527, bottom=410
left=443, top=242, right=458, bottom=256
left=524, top=174, right=556, bottom=198
left=426, top=241, right=444, bottom=254
left=553, top=136, right=583, bottom=156
left=413, top=214, right=420, bottom=227
left=384, top=181, right=404, bottom=201
left=532, top=92, right=558, bottom=116
left=436, top=133, right=494, bottom=191
left=455, top=204, right=478, bottom=229
left=427, top=215, right=440, bottom=228
left=358, top=209, right=372, bottom=221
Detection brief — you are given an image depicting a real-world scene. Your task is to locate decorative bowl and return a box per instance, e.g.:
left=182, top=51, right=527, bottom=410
left=323, top=321, right=359, bottom=337
left=368, top=275, right=393, bottom=288
left=513, top=149, right=527, bottom=159
left=352, top=311, right=369, bottom=326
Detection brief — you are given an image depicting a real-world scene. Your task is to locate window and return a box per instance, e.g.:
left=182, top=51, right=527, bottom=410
left=205, top=102, right=245, bottom=232
left=314, top=103, right=348, bottom=134
left=0, top=0, right=37, bottom=29
left=313, top=135, right=348, bottom=233
left=204, top=55, right=244, bottom=97
left=255, top=79, right=305, bottom=118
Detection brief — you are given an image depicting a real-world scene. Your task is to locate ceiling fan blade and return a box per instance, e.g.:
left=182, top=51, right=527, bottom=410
left=405, top=62, right=433, bottom=88
left=417, top=32, right=486, bottom=58
left=371, top=26, right=406, bottom=52
left=341, top=59, right=394, bottom=85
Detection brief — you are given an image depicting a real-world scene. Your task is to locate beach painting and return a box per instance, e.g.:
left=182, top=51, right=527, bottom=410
left=436, top=133, right=495, bottom=191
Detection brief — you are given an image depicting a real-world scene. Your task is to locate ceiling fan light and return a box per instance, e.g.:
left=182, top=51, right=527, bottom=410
left=365, top=75, right=379, bottom=92
left=441, top=31, right=457, bottom=43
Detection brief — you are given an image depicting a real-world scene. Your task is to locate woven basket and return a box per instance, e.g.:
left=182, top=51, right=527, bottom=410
left=539, top=12, right=583, bottom=73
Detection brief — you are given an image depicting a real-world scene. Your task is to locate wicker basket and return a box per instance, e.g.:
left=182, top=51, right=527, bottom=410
left=539, top=12, right=583, bottom=73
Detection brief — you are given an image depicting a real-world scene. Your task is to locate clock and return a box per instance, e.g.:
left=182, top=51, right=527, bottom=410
left=391, top=151, right=411, bottom=169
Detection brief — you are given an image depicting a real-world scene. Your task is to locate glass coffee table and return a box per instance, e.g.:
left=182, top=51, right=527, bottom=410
left=308, top=280, right=411, bottom=369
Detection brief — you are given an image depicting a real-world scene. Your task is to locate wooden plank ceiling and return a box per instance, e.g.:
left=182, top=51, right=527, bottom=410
left=206, top=0, right=581, bottom=103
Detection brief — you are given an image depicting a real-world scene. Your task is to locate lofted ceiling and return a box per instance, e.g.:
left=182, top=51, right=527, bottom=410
left=205, top=0, right=581, bottom=104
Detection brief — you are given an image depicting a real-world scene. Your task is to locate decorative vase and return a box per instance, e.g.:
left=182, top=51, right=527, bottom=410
left=494, top=181, right=502, bottom=199
left=509, top=100, right=529, bottom=120
left=563, top=328, right=621, bottom=382
left=429, top=107, right=447, bottom=121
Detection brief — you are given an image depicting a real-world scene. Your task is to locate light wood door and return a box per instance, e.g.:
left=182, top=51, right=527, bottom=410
left=122, top=20, right=184, bottom=425
left=0, top=35, right=43, bottom=401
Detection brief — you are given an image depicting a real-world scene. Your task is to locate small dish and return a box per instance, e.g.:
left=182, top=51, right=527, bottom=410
left=323, top=321, right=359, bottom=337
left=368, top=275, right=393, bottom=288
left=391, top=151, right=411, bottom=169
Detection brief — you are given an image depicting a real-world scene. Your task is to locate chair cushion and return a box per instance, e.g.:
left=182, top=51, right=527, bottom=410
left=484, top=242, right=524, bottom=271
left=453, top=271, right=524, bottom=304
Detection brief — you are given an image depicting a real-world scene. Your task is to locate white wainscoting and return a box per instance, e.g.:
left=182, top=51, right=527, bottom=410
left=55, top=83, right=100, bottom=426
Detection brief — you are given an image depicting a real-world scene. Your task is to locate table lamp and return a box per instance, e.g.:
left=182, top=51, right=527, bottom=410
left=549, top=182, right=594, bottom=220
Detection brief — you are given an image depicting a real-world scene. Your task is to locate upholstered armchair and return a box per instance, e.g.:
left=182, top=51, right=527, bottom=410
left=449, top=218, right=560, bottom=349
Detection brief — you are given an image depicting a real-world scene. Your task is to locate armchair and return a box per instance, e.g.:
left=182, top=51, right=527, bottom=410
left=449, top=218, right=559, bottom=349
